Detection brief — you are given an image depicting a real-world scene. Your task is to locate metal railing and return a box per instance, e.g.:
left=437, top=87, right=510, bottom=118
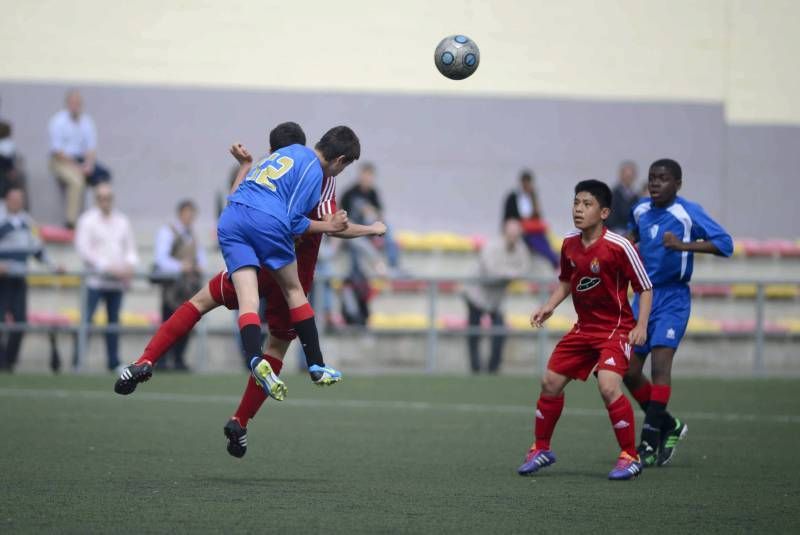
left=2, top=269, right=798, bottom=374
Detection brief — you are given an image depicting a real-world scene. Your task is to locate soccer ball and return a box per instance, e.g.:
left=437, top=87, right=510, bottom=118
left=434, top=34, right=480, bottom=80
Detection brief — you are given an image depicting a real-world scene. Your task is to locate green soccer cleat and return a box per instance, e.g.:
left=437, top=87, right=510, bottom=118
left=657, top=419, right=688, bottom=466
left=637, top=441, right=659, bottom=468
left=249, top=357, right=287, bottom=401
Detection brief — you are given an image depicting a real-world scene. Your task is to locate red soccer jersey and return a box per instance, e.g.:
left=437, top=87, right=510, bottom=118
left=559, top=228, right=652, bottom=338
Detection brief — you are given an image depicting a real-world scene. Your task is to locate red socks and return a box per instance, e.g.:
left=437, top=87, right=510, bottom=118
left=631, top=381, right=652, bottom=409
left=136, top=302, right=202, bottom=366
left=650, top=384, right=671, bottom=405
left=233, top=355, right=284, bottom=427
left=534, top=394, right=564, bottom=451
left=607, top=395, right=637, bottom=458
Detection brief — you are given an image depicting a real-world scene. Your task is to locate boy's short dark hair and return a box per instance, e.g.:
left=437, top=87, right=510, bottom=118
left=315, top=126, right=360, bottom=164
left=269, top=122, right=306, bottom=152
left=575, top=179, right=613, bottom=209
left=176, top=199, right=196, bottom=213
left=650, top=158, right=682, bottom=181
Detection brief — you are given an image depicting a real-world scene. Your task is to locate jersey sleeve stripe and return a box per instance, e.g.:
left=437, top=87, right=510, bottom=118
left=606, top=233, right=652, bottom=289
left=606, top=233, right=651, bottom=287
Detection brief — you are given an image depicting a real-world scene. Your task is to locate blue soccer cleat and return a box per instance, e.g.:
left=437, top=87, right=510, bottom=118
left=608, top=452, right=643, bottom=480
left=308, top=364, right=342, bottom=386
left=249, top=356, right=287, bottom=401
left=517, top=448, right=557, bottom=476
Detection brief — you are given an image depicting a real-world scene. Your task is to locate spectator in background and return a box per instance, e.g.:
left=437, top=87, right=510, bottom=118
left=0, top=121, right=28, bottom=202
left=340, top=162, right=402, bottom=276
left=463, top=219, right=531, bottom=374
left=152, top=200, right=206, bottom=371
left=0, top=187, right=58, bottom=371
left=503, top=170, right=559, bottom=269
left=49, top=90, right=111, bottom=229
left=607, top=160, right=640, bottom=233
left=75, top=183, right=138, bottom=372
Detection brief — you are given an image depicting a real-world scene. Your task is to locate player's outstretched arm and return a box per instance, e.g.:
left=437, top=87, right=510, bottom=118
left=305, top=210, right=349, bottom=235
left=329, top=221, right=387, bottom=239
left=629, top=288, right=652, bottom=345
left=530, top=280, right=570, bottom=328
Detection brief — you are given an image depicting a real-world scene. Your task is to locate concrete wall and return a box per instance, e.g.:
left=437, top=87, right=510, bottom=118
left=1, top=0, right=798, bottom=237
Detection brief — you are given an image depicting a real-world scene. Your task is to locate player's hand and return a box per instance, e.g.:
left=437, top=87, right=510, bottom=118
left=229, top=143, right=253, bottom=165
left=628, top=324, right=647, bottom=346
left=330, top=210, right=349, bottom=232
left=530, top=305, right=554, bottom=328
left=371, top=221, right=387, bottom=236
left=663, top=231, right=683, bottom=251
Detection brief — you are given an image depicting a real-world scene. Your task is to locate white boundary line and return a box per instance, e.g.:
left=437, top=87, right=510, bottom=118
left=1, top=387, right=799, bottom=424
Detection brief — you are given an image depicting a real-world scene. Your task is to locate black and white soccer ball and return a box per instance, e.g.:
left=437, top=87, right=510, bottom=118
left=434, top=34, right=480, bottom=80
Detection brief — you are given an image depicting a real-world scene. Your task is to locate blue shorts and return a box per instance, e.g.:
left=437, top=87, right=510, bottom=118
left=217, top=202, right=295, bottom=273
left=632, top=283, right=691, bottom=356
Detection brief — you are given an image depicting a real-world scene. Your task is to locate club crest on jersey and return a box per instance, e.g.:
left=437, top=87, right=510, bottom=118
left=649, top=224, right=659, bottom=240
left=576, top=276, right=601, bottom=292
left=590, top=258, right=600, bottom=273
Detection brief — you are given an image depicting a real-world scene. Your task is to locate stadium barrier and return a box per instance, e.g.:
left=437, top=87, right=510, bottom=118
left=1, top=270, right=797, bottom=374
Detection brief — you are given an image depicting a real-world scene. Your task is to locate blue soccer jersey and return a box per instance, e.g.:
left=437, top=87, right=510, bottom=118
left=228, top=144, right=323, bottom=236
left=628, top=196, right=733, bottom=287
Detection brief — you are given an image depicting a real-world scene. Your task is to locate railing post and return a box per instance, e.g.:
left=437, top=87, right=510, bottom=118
left=536, top=282, right=549, bottom=377
left=753, top=282, right=766, bottom=375
left=74, top=272, right=89, bottom=372
left=425, top=279, right=438, bottom=373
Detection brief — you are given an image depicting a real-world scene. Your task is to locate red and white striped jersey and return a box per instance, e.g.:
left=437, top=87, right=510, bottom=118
left=558, top=228, right=652, bottom=338
left=313, top=175, right=337, bottom=221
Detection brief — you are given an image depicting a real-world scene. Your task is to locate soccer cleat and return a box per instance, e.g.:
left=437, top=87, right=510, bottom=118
left=637, top=441, right=659, bottom=468
left=224, top=418, right=248, bottom=458
left=250, top=357, right=287, bottom=401
left=608, top=452, right=643, bottom=480
left=308, top=364, right=342, bottom=386
left=517, top=448, right=557, bottom=476
left=657, top=419, right=688, bottom=466
left=114, top=361, right=153, bottom=395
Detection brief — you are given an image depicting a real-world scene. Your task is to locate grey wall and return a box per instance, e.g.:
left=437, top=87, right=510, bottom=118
left=0, top=81, right=795, bottom=239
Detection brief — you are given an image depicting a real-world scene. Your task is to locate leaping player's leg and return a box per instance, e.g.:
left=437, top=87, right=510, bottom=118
left=114, top=284, right=219, bottom=395
left=518, top=369, right=569, bottom=476
left=270, top=261, right=341, bottom=386
left=225, top=337, right=290, bottom=458
left=233, top=268, right=288, bottom=401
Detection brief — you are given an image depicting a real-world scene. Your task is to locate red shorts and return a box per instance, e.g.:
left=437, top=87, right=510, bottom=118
left=207, top=252, right=318, bottom=341
left=547, top=328, right=632, bottom=381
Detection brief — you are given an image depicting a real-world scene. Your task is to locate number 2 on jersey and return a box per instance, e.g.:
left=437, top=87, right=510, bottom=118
left=253, top=153, right=294, bottom=191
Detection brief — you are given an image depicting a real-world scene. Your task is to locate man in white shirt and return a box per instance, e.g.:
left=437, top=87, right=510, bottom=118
left=75, top=183, right=139, bottom=371
left=48, top=90, right=112, bottom=229
left=151, top=200, right=206, bottom=371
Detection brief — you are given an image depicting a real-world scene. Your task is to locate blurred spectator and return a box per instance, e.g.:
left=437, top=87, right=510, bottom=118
left=75, top=183, right=138, bottom=371
left=607, top=160, right=640, bottom=233
left=0, top=121, right=28, bottom=203
left=48, top=90, right=111, bottom=229
left=151, top=200, right=206, bottom=371
left=503, top=169, right=559, bottom=269
left=463, top=219, right=531, bottom=374
left=0, top=187, right=57, bottom=371
left=340, top=163, right=402, bottom=276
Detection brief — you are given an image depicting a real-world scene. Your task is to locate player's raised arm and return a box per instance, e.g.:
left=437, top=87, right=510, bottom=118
left=228, top=143, right=253, bottom=194
left=663, top=202, right=734, bottom=257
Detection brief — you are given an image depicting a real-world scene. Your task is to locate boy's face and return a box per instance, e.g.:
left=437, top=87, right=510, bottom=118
left=648, top=165, right=681, bottom=207
left=573, top=191, right=609, bottom=230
